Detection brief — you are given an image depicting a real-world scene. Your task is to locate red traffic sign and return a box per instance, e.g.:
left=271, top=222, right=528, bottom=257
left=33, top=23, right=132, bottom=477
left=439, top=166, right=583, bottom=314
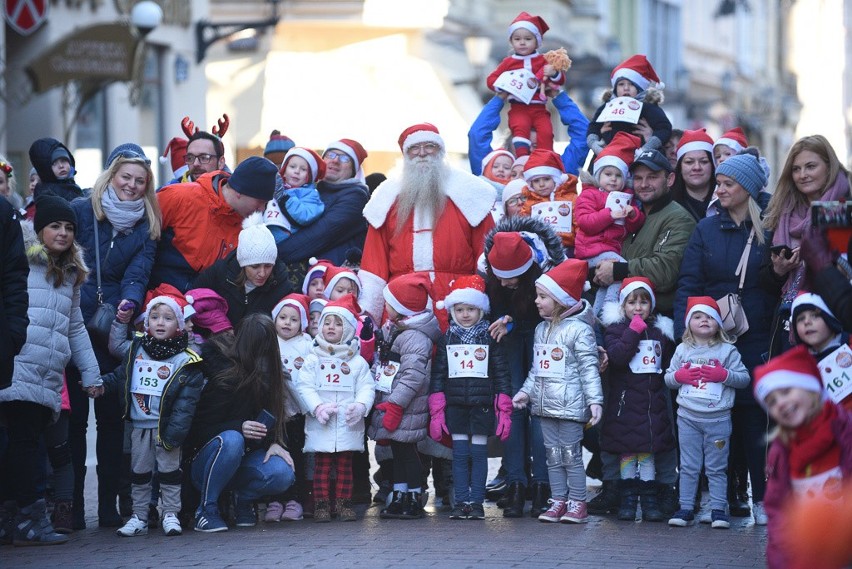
left=5, top=0, right=48, bottom=36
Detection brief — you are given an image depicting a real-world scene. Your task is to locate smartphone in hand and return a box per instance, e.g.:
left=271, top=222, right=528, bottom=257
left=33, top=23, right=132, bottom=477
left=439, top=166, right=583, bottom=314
left=255, top=409, right=276, bottom=431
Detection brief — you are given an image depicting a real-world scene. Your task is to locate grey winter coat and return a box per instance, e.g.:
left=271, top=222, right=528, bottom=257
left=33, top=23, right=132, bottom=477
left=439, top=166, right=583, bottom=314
left=519, top=300, right=603, bottom=422
left=369, top=311, right=442, bottom=443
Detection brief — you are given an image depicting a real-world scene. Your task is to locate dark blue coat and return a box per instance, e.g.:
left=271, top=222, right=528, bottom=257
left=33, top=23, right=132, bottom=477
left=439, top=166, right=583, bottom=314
left=0, top=197, right=29, bottom=389
left=28, top=137, right=84, bottom=203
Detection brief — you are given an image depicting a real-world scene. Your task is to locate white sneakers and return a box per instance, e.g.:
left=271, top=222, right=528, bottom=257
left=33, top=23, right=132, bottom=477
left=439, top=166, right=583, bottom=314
left=752, top=502, right=768, bottom=525
left=116, top=512, right=182, bottom=537
left=161, top=512, right=182, bottom=536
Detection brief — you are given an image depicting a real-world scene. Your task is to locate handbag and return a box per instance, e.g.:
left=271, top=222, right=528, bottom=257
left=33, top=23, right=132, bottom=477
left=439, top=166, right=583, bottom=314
left=716, top=229, right=754, bottom=339
left=85, top=217, right=116, bottom=340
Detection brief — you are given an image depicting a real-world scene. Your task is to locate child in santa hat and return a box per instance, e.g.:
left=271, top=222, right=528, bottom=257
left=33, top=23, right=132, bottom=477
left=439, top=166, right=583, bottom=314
left=485, top=12, right=565, bottom=156
left=301, top=258, right=332, bottom=299
left=512, top=259, right=604, bottom=524
left=112, top=284, right=197, bottom=358
left=598, top=278, right=676, bottom=523
left=264, top=147, right=326, bottom=244
left=575, top=132, right=646, bottom=317
left=791, top=292, right=852, bottom=411
left=482, top=149, right=517, bottom=225
left=428, top=275, right=512, bottom=520
left=713, top=127, right=748, bottom=166
left=755, top=345, right=852, bottom=569
left=323, top=263, right=376, bottom=365
left=367, top=273, right=442, bottom=520
left=93, top=288, right=205, bottom=538
left=663, top=296, right=749, bottom=529
left=519, top=149, right=578, bottom=253
left=294, top=295, right=375, bottom=522
left=586, top=54, right=672, bottom=156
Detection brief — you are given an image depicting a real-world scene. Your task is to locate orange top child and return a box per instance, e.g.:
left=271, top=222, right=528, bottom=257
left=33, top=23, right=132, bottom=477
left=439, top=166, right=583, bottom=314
left=519, top=149, right=578, bottom=251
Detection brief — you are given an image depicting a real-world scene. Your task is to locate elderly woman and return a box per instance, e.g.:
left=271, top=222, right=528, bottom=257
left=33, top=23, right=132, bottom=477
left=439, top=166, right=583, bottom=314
left=670, top=129, right=716, bottom=222
left=67, top=144, right=160, bottom=529
left=674, top=149, right=779, bottom=527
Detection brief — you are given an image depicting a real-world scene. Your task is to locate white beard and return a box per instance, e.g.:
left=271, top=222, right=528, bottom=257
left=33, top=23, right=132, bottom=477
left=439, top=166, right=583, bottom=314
left=394, top=154, right=448, bottom=234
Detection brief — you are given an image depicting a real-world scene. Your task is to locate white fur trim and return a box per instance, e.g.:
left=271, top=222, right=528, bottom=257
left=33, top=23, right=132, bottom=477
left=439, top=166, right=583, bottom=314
left=755, top=370, right=822, bottom=407
left=284, top=148, right=319, bottom=182
left=363, top=169, right=496, bottom=229
left=272, top=299, right=308, bottom=331
left=324, top=271, right=362, bottom=300
left=507, top=21, right=542, bottom=47
left=654, top=315, right=674, bottom=341
left=302, top=263, right=328, bottom=295
left=536, top=274, right=578, bottom=309
left=412, top=208, right=434, bottom=272
left=600, top=301, right=624, bottom=326
left=686, top=304, right=723, bottom=328
left=611, top=68, right=651, bottom=91
left=358, top=269, right=387, bottom=323
left=491, top=255, right=533, bottom=279
left=401, top=130, right=444, bottom=152
left=676, top=141, right=714, bottom=161
left=714, top=138, right=744, bottom=155
left=593, top=156, right=629, bottom=180
left=524, top=166, right=562, bottom=183
left=512, top=136, right=532, bottom=148
left=619, top=281, right=656, bottom=311
left=792, top=292, right=835, bottom=319
left=441, top=288, right=490, bottom=313
left=321, top=305, right=357, bottom=331
left=309, top=298, right=327, bottom=313
left=145, top=296, right=185, bottom=331
left=383, top=287, right=416, bottom=317
left=481, top=150, right=515, bottom=175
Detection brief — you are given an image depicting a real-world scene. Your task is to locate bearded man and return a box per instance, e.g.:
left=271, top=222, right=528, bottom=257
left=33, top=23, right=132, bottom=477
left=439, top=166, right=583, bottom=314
left=359, top=123, right=496, bottom=330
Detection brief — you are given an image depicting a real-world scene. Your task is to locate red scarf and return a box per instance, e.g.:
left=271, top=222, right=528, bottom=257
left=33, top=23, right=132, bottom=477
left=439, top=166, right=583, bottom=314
left=788, top=402, right=842, bottom=479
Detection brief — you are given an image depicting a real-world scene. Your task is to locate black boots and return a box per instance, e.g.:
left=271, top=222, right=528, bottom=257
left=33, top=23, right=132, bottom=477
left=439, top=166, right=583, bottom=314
left=639, top=481, right=664, bottom=522
left=617, top=479, right=639, bottom=521
left=529, top=482, right=551, bottom=518
left=380, top=491, right=423, bottom=519
left=657, top=482, right=679, bottom=518
left=380, top=491, right=405, bottom=519
left=588, top=480, right=620, bottom=515
left=502, top=482, right=526, bottom=518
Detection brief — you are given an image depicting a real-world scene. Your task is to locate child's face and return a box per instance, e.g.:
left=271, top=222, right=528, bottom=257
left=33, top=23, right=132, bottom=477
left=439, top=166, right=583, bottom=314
left=528, top=176, right=556, bottom=197
left=321, top=315, right=344, bottom=343
left=714, top=145, right=736, bottom=165
left=597, top=166, right=625, bottom=193
left=384, top=302, right=402, bottom=324
left=795, top=309, right=834, bottom=352
left=52, top=158, right=71, bottom=179
left=329, top=277, right=358, bottom=301
left=452, top=304, right=482, bottom=328
left=764, top=387, right=820, bottom=429
left=510, top=28, right=537, bottom=56
left=615, top=79, right=639, bottom=98
left=184, top=318, right=194, bottom=334
left=148, top=304, right=180, bottom=340
left=689, top=311, right=719, bottom=342
left=307, top=277, right=325, bottom=300
left=308, top=310, right=321, bottom=337
left=283, top=155, right=310, bottom=187
left=534, top=287, right=558, bottom=319
left=28, top=172, right=39, bottom=195
left=490, top=156, right=514, bottom=181
left=510, top=163, right=525, bottom=180
left=276, top=306, right=302, bottom=341
left=624, top=295, right=651, bottom=321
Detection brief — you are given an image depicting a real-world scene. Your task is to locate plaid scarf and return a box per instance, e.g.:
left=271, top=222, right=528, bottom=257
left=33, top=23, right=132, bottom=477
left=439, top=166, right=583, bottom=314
left=448, top=319, right=490, bottom=345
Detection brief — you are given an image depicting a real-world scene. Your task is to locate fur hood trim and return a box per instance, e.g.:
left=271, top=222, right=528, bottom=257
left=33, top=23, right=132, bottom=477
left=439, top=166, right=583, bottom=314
left=363, top=169, right=496, bottom=229
left=599, top=301, right=674, bottom=340
left=601, top=86, right=664, bottom=105
left=482, top=215, right=566, bottom=274
left=579, top=170, right=597, bottom=187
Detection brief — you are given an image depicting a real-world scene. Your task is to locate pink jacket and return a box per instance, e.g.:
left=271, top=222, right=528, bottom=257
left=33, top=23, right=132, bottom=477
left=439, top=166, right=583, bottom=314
left=574, top=186, right=644, bottom=260
left=764, top=406, right=852, bottom=569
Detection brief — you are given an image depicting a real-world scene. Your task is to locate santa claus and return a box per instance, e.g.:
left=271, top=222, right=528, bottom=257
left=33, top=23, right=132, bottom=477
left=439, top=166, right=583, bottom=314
left=359, top=123, right=497, bottom=329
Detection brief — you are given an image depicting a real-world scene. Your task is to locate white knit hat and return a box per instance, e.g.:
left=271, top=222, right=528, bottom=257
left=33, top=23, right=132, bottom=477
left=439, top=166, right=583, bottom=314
left=237, top=212, right=277, bottom=267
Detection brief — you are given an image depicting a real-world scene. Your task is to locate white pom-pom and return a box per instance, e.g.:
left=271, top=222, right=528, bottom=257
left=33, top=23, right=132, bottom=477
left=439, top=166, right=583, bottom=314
left=655, top=81, right=665, bottom=90
left=242, top=211, right=265, bottom=230
left=185, top=294, right=194, bottom=305
left=309, top=257, right=319, bottom=266
left=583, top=280, right=591, bottom=292
left=159, top=155, right=169, bottom=164
left=436, top=301, right=445, bottom=310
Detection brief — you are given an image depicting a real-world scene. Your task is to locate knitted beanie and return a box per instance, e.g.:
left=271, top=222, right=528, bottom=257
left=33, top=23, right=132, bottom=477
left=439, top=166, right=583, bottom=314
left=34, top=193, right=77, bottom=234
left=715, top=150, right=767, bottom=201
left=236, top=212, right=278, bottom=267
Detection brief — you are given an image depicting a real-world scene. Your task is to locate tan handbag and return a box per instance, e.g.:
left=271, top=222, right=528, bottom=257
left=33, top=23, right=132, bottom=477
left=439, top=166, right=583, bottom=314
left=716, top=230, right=754, bottom=339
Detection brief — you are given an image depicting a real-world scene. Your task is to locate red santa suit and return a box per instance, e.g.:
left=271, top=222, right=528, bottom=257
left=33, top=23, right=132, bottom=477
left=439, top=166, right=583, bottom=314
left=359, top=168, right=496, bottom=331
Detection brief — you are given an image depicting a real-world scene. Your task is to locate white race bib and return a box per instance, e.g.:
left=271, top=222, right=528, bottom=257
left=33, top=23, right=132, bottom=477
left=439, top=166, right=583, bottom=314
left=446, top=344, right=489, bottom=379
left=130, top=358, right=173, bottom=397
left=629, top=340, right=662, bottom=374
left=264, top=199, right=293, bottom=233
left=681, top=380, right=723, bottom=402
left=490, top=201, right=505, bottom=225
left=818, top=344, right=852, bottom=405
left=374, top=361, right=399, bottom=394
left=790, top=466, right=844, bottom=502
left=493, top=68, right=539, bottom=104
left=604, top=191, right=633, bottom=226
left=533, top=343, right=566, bottom=378
left=531, top=201, right=573, bottom=233
left=596, top=96, right=643, bottom=124
left=317, top=357, right=355, bottom=392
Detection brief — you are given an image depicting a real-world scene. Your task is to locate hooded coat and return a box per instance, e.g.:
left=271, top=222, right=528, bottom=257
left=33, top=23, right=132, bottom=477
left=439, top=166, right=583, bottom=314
left=28, top=138, right=84, bottom=204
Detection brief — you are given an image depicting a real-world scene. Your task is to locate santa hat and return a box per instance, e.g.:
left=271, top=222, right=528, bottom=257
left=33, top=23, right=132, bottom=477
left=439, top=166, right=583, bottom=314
left=326, top=138, right=368, bottom=179
left=791, top=291, right=844, bottom=344
left=309, top=298, right=328, bottom=314
left=482, top=149, right=516, bottom=183
left=611, top=54, right=663, bottom=92
left=383, top=273, right=433, bottom=317
left=523, top=149, right=564, bottom=186
left=272, top=293, right=310, bottom=331
left=619, top=277, right=655, bottom=311
left=303, top=258, right=333, bottom=295
left=323, top=264, right=362, bottom=299
left=501, top=179, right=527, bottom=210
left=160, top=137, right=188, bottom=179
left=145, top=285, right=193, bottom=331
left=488, top=232, right=534, bottom=278
left=753, top=345, right=824, bottom=409
left=236, top=212, right=278, bottom=267
left=593, top=132, right=641, bottom=180
left=507, top=11, right=549, bottom=48
left=321, top=294, right=361, bottom=331
left=398, top=123, right=444, bottom=153
left=535, top=259, right=589, bottom=309
left=437, top=275, right=490, bottom=313
left=714, top=127, right=748, bottom=156
left=185, top=288, right=232, bottom=334
left=281, top=147, right=326, bottom=184
left=676, top=128, right=714, bottom=161
left=685, top=296, right=723, bottom=328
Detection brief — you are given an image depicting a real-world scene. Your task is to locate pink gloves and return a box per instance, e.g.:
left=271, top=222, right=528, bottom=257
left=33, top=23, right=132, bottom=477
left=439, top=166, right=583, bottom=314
left=673, top=363, right=701, bottom=387
left=314, top=402, right=338, bottom=425
left=344, top=402, right=366, bottom=427
left=375, top=401, right=404, bottom=432
left=428, top=393, right=449, bottom=442
left=629, top=314, right=648, bottom=334
left=700, top=359, right=728, bottom=383
left=495, top=394, right=513, bottom=442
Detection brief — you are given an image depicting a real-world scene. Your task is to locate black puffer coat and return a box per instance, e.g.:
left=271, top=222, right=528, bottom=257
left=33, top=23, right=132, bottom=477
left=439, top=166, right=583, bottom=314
left=430, top=325, right=512, bottom=406
left=28, top=138, right=84, bottom=203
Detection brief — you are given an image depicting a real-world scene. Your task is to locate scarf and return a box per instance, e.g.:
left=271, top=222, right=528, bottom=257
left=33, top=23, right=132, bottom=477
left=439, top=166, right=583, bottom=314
left=788, top=401, right=842, bottom=479
left=101, top=185, right=146, bottom=234
left=140, top=331, right=189, bottom=361
left=312, top=333, right=360, bottom=360
left=449, top=318, right=490, bottom=345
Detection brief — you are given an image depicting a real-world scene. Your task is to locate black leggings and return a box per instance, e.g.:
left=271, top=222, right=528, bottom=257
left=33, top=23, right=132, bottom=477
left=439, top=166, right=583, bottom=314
left=390, top=441, right=421, bottom=489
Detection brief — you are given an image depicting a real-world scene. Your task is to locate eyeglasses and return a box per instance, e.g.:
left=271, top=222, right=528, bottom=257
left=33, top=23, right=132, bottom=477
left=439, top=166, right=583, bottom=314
left=505, top=196, right=526, bottom=207
left=323, top=151, right=352, bottom=164
left=185, top=153, right=218, bottom=165
left=406, top=143, right=441, bottom=157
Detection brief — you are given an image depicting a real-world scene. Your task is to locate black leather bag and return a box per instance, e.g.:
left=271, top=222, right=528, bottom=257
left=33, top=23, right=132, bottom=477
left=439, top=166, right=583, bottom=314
left=85, top=217, right=116, bottom=340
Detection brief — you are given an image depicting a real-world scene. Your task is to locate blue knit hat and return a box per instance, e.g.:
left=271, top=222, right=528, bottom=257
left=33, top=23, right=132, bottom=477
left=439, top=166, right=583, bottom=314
left=264, top=131, right=295, bottom=157
left=228, top=156, right=277, bottom=201
left=715, top=151, right=767, bottom=201
left=106, top=143, right=151, bottom=168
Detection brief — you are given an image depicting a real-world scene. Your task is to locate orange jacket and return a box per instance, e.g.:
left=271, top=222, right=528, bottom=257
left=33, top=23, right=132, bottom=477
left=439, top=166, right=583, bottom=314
left=520, top=175, right=579, bottom=248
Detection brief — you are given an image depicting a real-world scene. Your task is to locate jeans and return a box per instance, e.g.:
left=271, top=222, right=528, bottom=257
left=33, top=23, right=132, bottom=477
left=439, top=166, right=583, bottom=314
left=451, top=436, right=488, bottom=505
left=502, top=326, right=547, bottom=485
left=190, top=430, right=295, bottom=514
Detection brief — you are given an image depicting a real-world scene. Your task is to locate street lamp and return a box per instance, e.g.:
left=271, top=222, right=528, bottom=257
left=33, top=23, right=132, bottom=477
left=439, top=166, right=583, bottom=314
left=196, top=0, right=280, bottom=64
left=128, top=1, right=163, bottom=106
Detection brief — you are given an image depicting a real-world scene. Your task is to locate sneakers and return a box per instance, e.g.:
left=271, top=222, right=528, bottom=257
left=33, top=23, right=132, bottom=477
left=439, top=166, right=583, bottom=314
left=264, top=501, right=284, bottom=522
left=752, top=502, right=767, bottom=525
left=281, top=500, right=303, bottom=521
left=449, top=503, right=471, bottom=520
left=233, top=498, right=256, bottom=527
left=560, top=500, right=588, bottom=524
left=467, top=503, right=485, bottom=520
left=710, top=509, right=730, bottom=529
left=194, top=509, right=228, bottom=533
left=116, top=515, right=148, bottom=537
left=13, top=500, right=68, bottom=546
left=538, top=499, right=567, bottom=523
left=698, top=508, right=712, bottom=524
left=161, top=513, right=182, bottom=536
left=668, top=509, right=695, bottom=527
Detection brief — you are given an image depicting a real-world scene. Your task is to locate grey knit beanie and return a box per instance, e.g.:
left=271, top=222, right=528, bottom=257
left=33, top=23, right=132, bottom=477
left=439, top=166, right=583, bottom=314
left=715, top=150, right=767, bottom=201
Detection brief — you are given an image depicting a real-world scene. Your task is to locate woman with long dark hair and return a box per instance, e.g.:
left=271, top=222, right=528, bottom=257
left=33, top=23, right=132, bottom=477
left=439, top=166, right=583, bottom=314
left=670, top=129, right=716, bottom=222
